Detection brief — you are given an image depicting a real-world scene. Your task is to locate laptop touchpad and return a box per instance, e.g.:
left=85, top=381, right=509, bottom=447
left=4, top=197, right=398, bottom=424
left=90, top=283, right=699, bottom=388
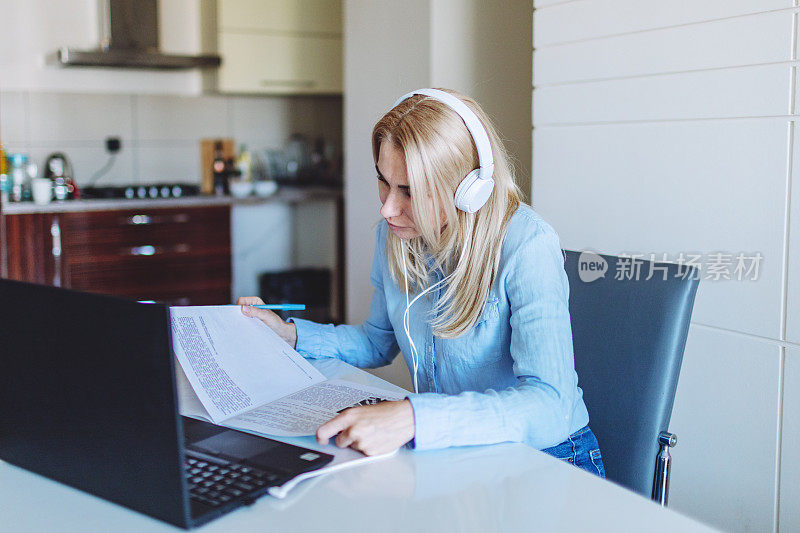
left=192, top=431, right=278, bottom=459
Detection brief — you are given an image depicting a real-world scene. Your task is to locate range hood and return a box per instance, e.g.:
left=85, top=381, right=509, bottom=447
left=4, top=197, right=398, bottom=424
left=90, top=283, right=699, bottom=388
left=52, top=0, right=220, bottom=70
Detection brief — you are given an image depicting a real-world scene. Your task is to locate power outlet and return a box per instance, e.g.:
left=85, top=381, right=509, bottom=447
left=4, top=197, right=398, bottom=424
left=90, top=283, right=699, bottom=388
left=105, top=137, right=121, bottom=153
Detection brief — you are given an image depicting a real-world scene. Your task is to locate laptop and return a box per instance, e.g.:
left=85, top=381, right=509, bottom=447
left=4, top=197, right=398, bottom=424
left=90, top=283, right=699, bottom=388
left=0, top=279, right=333, bottom=528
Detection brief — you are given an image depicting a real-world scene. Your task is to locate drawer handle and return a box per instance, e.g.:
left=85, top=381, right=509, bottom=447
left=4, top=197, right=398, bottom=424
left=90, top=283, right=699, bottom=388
left=129, top=244, right=190, bottom=256
left=125, top=214, right=191, bottom=225
left=129, top=215, right=151, bottom=225
left=131, top=245, right=156, bottom=256
left=259, top=79, right=317, bottom=88
left=51, top=217, right=62, bottom=287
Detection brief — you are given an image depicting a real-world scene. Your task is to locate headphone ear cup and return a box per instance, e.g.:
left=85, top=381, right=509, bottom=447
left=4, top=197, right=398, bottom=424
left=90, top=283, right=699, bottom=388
left=454, top=170, right=494, bottom=213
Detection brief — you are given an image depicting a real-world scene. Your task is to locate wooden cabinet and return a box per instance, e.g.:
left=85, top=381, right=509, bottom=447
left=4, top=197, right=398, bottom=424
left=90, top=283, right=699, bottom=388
left=2, top=205, right=231, bottom=306
left=3, top=212, right=61, bottom=287
left=215, top=0, right=343, bottom=95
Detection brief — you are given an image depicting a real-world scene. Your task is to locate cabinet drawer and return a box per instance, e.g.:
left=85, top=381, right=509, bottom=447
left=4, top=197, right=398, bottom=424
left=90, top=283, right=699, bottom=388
left=60, top=206, right=230, bottom=258
left=67, top=252, right=231, bottom=300
left=218, top=0, right=342, bottom=34
left=218, top=32, right=342, bottom=94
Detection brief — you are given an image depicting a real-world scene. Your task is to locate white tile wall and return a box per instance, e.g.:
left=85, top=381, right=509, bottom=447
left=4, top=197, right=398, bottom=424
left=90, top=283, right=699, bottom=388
left=780, top=347, right=800, bottom=532
left=135, top=141, right=201, bottom=185
left=534, top=10, right=793, bottom=85
left=533, top=119, right=787, bottom=339
left=135, top=94, right=231, bottom=142
left=27, top=92, right=133, bottom=143
left=533, top=1, right=797, bottom=531
left=534, top=64, right=791, bottom=125
left=533, top=0, right=791, bottom=47
left=670, top=326, right=781, bottom=533
left=0, top=90, right=342, bottom=185
left=0, top=91, right=28, bottom=145
left=786, top=121, right=800, bottom=344
left=230, top=96, right=296, bottom=150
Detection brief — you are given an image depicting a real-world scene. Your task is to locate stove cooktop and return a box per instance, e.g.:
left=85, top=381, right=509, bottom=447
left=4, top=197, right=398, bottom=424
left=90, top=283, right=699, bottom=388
left=80, top=183, right=201, bottom=200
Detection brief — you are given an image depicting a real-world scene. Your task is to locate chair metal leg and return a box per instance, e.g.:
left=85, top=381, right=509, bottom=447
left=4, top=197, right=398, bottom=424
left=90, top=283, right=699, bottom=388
left=652, top=432, right=677, bottom=506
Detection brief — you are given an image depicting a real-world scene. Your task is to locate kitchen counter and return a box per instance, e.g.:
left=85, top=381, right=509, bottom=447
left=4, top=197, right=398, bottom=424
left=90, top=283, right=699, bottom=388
left=0, top=186, right=341, bottom=215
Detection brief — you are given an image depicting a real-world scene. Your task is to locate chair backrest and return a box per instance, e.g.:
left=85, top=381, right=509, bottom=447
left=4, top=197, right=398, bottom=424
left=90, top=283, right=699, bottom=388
left=562, top=250, right=699, bottom=497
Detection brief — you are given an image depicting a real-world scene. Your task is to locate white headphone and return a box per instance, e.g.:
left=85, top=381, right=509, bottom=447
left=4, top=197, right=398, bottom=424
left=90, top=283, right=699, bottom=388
left=391, top=89, right=491, bottom=392
left=392, top=88, right=495, bottom=214
left=400, top=235, right=472, bottom=393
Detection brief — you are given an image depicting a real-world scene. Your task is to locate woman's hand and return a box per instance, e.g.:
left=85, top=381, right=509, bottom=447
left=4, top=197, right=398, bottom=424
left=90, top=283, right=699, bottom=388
left=316, top=399, right=415, bottom=456
left=237, top=296, right=298, bottom=349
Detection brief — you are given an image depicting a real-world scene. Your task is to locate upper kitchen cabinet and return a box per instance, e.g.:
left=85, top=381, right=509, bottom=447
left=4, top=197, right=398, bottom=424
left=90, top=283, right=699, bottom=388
left=214, top=0, right=343, bottom=95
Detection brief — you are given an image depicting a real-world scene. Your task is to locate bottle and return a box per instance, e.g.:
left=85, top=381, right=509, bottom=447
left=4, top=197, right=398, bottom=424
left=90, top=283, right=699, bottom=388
left=310, top=137, right=324, bottom=180
left=225, top=157, right=240, bottom=183
left=8, top=153, right=29, bottom=202
left=0, top=144, right=8, bottom=203
left=23, top=161, right=38, bottom=202
left=236, top=144, right=252, bottom=182
left=212, top=141, right=227, bottom=196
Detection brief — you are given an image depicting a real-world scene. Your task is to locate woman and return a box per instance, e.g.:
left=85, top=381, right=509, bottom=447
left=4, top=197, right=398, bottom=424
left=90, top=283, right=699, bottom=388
left=239, top=88, right=604, bottom=477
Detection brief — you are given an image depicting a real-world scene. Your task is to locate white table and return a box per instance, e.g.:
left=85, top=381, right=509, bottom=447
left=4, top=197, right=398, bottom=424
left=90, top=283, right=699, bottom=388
left=0, top=360, right=717, bottom=532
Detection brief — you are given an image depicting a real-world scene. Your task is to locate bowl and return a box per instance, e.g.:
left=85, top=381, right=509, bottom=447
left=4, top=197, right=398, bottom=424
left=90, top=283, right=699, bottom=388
left=229, top=179, right=254, bottom=198
left=254, top=180, right=278, bottom=197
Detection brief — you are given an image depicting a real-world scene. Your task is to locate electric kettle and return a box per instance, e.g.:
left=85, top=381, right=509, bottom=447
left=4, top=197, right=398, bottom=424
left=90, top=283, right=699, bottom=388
left=43, top=152, right=78, bottom=200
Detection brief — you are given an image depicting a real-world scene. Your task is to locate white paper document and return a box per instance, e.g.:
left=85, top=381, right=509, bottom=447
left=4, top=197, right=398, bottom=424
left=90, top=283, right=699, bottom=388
left=170, top=305, right=326, bottom=423
left=226, top=379, right=405, bottom=437
left=170, top=306, right=405, bottom=436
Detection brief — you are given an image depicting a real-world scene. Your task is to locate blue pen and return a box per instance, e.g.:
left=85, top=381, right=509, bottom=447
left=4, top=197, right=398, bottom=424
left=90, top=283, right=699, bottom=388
left=244, top=304, right=305, bottom=311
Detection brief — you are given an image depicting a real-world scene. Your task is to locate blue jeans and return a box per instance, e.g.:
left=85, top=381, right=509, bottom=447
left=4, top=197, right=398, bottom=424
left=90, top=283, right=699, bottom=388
left=541, top=425, right=605, bottom=478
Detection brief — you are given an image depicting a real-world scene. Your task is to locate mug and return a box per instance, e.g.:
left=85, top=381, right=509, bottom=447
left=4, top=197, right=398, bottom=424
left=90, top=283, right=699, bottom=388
left=32, top=177, right=53, bottom=205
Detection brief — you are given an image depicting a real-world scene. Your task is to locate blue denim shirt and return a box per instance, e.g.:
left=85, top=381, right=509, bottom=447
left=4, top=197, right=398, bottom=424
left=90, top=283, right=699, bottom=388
left=291, top=205, right=590, bottom=450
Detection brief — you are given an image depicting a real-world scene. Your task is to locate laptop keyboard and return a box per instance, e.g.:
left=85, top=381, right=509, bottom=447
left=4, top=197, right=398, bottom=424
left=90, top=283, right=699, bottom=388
left=184, top=450, right=284, bottom=507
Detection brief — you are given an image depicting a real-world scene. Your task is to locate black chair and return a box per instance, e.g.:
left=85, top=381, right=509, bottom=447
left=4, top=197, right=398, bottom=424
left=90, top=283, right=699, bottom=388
left=562, top=250, right=699, bottom=504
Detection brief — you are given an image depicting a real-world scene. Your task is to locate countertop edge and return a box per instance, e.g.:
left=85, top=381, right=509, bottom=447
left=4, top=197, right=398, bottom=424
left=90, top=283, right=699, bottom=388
left=0, top=187, right=342, bottom=215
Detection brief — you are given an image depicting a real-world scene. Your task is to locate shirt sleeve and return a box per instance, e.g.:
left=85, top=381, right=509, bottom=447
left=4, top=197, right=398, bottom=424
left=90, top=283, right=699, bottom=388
left=406, top=223, right=579, bottom=450
left=289, top=223, right=401, bottom=369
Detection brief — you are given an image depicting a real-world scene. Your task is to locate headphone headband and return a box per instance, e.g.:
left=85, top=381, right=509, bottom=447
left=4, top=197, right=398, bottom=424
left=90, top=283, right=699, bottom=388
left=392, top=89, right=495, bottom=182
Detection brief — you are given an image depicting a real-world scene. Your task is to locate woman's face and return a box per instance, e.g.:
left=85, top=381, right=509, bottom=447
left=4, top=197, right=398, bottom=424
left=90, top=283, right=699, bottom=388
left=377, top=142, right=422, bottom=239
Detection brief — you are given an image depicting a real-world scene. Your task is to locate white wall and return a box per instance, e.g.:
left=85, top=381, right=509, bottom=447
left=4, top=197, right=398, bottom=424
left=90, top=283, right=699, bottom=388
left=343, top=0, right=532, bottom=389
left=430, top=0, right=532, bottom=202
left=343, top=0, right=431, bottom=389
left=533, top=1, right=796, bottom=532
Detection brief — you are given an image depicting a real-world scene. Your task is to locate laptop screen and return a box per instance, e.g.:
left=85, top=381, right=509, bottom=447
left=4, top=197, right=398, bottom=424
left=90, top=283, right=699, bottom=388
left=0, top=279, right=190, bottom=528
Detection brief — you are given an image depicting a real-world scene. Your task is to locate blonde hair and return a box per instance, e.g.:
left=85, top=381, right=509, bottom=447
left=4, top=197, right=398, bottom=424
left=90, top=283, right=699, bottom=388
left=372, top=89, right=522, bottom=338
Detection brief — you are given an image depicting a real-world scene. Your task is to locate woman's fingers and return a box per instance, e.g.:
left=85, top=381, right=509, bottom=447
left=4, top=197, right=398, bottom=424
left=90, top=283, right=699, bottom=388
left=237, top=295, right=265, bottom=306
left=236, top=298, right=298, bottom=348
left=237, top=296, right=277, bottom=323
left=316, top=410, right=354, bottom=445
left=334, top=429, right=355, bottom=449
left=241, top=304, right=276, bottom=321
left=316, top=401, right=415, bottom=456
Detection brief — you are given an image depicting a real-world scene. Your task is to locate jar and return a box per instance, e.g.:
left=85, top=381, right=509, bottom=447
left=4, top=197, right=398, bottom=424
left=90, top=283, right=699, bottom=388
left=8, top=153, right=29, bottom=202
